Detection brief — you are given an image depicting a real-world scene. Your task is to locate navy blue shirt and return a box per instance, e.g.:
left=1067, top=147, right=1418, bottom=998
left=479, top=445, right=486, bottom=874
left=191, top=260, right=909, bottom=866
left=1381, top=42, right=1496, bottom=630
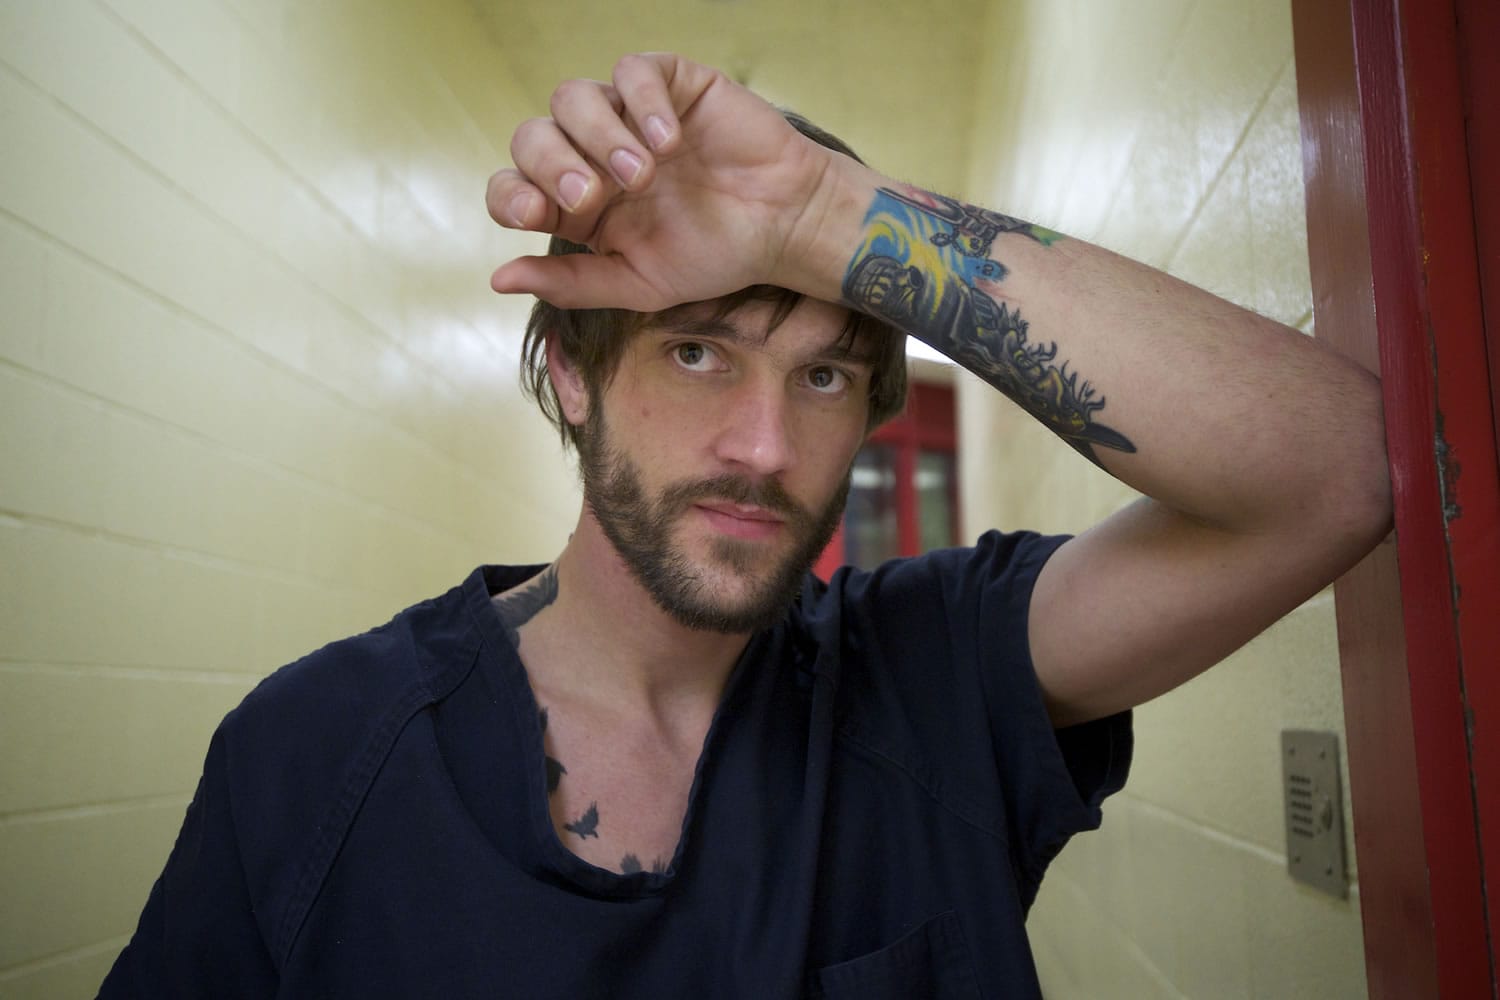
left=101, top=530, right=1130, bottom=998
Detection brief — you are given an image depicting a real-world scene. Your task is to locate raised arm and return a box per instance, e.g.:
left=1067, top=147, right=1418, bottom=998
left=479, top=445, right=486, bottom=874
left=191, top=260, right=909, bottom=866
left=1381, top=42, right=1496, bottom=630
left=823, top=181, right=1391, bottom=724
left=488, top=54, right=1393, bottom=726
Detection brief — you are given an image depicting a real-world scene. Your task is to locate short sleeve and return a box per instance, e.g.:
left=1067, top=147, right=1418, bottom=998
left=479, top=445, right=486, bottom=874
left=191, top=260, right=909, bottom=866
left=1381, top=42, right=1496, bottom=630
left=829, top=530, right=1132, bottom=910
left=956, top=530, right=1132, bottom=905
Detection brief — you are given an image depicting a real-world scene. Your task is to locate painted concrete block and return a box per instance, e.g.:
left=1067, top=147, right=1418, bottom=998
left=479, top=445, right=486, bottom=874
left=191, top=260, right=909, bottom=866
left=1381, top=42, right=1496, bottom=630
left=0, top=799, right=184, bottom=968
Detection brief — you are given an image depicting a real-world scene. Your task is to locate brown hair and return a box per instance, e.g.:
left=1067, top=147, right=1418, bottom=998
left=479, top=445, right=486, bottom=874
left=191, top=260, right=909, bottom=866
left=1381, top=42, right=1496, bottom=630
left=519, top=112, right=908, bottom=451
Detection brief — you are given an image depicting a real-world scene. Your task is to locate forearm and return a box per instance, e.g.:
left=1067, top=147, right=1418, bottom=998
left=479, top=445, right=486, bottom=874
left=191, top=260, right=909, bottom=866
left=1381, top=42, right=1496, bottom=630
left=798, top=161, right=1390, bottom=537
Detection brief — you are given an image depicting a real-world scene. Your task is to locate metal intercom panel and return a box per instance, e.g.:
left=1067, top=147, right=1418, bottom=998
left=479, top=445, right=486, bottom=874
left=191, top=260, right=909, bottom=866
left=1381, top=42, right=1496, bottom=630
left=1282, top=729, right=1348, bottom=898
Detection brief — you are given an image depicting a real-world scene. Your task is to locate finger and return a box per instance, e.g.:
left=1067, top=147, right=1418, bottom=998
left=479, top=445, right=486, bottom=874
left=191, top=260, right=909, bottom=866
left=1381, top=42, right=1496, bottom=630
left=610, top=53, right=683, bottom=154
left=549, top=77, right=656, bottom=195
left=491, top=253, right=664, bottom=312
left=507, top=116, right=616, bottom=231
left=614, top=53, right=724, bottom=147
left=486, top=167, right=560, bottom=234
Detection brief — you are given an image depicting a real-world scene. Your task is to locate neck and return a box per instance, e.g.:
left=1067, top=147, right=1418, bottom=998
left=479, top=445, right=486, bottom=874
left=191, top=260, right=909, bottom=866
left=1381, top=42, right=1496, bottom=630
left=520, top=511, right=753, bottom=717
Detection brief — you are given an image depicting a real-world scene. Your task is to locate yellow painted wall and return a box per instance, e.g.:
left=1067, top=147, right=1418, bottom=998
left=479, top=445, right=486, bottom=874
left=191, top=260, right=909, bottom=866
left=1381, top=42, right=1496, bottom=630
left=957, top=1, right=1367, bottom=996
left=0, top=1, right=575, bottom=993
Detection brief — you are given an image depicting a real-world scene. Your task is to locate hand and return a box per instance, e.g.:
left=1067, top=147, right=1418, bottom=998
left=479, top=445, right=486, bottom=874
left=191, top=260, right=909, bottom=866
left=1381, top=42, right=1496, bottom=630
left=487, top=53, right=844, bottom=311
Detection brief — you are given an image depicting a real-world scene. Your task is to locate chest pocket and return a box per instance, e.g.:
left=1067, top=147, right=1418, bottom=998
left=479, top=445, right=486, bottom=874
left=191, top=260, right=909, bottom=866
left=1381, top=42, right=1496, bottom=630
left=803, top=911, right=983, bottom=999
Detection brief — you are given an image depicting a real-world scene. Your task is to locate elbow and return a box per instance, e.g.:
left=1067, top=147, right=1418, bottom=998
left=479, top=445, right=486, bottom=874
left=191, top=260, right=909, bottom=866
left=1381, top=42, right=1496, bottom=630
left=1353, top=385, right=1394, bottom=545
left=1344, top=458, right=1394, bottom=555
left=1323, top=405, right=1394, bottom=565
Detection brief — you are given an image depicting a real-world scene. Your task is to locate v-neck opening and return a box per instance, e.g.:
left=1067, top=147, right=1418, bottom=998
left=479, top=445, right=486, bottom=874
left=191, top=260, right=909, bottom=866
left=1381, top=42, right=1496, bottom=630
left=466, top=564, right=777, bottom=898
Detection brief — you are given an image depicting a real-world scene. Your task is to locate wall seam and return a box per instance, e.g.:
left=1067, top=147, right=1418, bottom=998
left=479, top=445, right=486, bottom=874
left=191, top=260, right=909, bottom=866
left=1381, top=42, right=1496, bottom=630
left=0, top=933, right=131, bottom=983
left=1091, top=0, right=1208, bottom=245
left=0, top=44, right=508, bottom=455
left=1161, top=53, right=1297, bottom=274
left=0, top=660, right=267, bottom=684
left=1123, top=791, right=1360, bottom=884
left=0, top=205, right=533, bottom=518
left=1125, top=793, right=1283, bottom=865
left=0, top=793, right=190, bottom=827
left=0, top=506, right=410, bottom=602
left=1044, top=865, right=1191, bottom=999
left=0, top=353, right=482, bottom=553
left=92, top=0, right=515, bottom=369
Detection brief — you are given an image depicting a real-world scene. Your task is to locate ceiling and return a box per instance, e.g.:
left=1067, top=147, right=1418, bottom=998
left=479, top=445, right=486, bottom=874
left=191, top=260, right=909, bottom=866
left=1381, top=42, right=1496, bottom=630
left=470, top=0, right=995, bottom=198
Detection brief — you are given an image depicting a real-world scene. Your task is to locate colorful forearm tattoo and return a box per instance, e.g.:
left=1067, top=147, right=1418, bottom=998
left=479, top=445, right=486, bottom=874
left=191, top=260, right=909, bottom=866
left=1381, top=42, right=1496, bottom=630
left=843, top=186, right=1135, bottom=467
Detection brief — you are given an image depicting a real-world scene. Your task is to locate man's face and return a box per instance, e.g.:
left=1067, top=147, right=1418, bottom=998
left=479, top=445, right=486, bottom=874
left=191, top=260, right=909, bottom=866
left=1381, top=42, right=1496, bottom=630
left=575, top=297, right=873, bottom=633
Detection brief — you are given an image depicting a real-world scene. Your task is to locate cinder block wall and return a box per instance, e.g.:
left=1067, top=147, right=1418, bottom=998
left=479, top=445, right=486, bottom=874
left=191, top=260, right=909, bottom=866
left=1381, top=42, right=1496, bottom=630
left=0, top=2, right=576, bottom=994
left=956, top=1, right=1367, bottom=996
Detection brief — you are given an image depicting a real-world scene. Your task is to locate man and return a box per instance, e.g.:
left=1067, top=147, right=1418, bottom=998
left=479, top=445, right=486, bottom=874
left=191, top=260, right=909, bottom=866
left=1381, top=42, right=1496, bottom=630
left=101, top=55, right=1390, bottom=997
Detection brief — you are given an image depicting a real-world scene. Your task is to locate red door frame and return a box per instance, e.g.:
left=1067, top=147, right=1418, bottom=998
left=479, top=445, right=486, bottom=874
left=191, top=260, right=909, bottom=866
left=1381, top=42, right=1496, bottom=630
left=1294, top=0, right=1500, bottom=994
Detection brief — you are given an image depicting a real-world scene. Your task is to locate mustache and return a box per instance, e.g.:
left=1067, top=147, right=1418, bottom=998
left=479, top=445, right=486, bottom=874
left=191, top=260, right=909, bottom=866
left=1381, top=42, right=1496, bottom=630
left=658, top=474, right=811, bottom=525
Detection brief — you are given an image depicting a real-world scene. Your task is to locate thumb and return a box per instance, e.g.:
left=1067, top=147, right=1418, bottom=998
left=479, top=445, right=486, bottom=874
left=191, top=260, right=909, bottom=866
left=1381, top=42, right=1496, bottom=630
left=490, top=253, right=665, bottom=311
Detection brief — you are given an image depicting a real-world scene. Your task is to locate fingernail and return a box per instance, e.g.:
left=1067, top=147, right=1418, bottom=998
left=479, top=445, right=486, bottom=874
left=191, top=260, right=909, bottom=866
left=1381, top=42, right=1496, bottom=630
left=645, top=115, right=672, bottom=150
left=610, top=148, right=644, bottom=186
left=558, top=171, right=590, bottom=212
left=508, top=192, right=536, bottom=227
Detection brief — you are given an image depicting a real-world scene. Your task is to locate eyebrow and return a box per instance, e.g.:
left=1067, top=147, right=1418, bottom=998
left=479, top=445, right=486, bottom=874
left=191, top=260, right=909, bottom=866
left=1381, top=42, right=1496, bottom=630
left=653, top=315, right=879, bottom=369
left=656, top=315, right=753, bottom=344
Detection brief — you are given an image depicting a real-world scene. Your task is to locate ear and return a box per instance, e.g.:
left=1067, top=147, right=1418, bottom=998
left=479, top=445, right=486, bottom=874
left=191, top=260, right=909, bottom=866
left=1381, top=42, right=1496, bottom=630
left=545, top=332, right=590, bottom=427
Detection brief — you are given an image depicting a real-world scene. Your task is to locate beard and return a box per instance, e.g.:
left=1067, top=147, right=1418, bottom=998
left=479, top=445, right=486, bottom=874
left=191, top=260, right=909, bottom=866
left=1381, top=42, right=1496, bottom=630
left=577, top=407, right=850, bottom=634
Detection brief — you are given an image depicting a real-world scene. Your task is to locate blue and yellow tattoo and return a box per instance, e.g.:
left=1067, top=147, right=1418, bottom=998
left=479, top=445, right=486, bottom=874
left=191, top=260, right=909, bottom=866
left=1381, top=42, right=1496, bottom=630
left=844, top=186, right=1135, bottom=466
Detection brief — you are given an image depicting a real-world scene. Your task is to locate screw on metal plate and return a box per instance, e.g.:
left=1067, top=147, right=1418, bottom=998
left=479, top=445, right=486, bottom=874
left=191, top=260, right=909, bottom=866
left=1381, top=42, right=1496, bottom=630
left=1282, top=730, right=1348, bottom=898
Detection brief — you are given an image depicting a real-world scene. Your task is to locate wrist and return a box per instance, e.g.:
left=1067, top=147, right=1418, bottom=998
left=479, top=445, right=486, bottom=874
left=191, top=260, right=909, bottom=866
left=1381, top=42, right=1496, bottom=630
left=774, top=147, right=883, bottom=304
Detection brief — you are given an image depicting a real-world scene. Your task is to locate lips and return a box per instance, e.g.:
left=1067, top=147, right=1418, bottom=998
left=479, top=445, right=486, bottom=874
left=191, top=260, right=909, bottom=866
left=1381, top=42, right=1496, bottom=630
left=694, top=501, right=786, bottom=540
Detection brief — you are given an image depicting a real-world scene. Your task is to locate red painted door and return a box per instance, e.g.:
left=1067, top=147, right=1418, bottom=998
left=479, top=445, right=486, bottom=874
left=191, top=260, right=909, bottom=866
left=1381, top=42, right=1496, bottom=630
left=1294, top=0, right=1500, bottom=994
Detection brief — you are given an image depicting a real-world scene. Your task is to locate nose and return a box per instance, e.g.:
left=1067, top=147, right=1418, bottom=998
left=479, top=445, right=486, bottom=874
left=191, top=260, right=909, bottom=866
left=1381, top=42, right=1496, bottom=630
left=712, top=376, right=795, bottom=478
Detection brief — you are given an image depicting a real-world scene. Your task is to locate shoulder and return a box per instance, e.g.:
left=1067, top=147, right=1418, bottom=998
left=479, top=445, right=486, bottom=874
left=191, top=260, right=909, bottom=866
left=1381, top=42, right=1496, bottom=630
left=208, top=569, right=493, bottom=960
left=224, top=575, right=481, bottom=751
left=790, top=529, right=1070, bottom=765
left=787, top=532, right=1090, bottom=847
left=798, top=534, right=1130, bottom=894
